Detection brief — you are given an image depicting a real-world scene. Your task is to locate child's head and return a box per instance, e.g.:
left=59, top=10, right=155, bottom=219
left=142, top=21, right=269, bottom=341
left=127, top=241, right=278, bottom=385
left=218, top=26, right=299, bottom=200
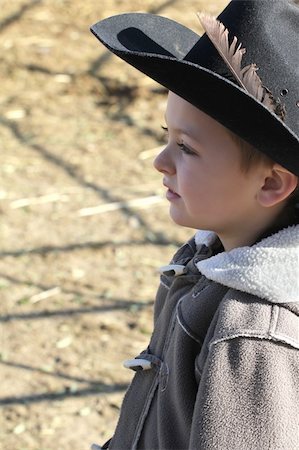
left=154, top=92, right=298, bottom=250
left=91, top=0, right=299, bottom=248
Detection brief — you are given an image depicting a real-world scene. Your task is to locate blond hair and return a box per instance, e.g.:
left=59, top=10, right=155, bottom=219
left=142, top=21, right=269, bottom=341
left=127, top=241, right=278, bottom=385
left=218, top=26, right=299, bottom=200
left=227, top=130, right=272, bottom=173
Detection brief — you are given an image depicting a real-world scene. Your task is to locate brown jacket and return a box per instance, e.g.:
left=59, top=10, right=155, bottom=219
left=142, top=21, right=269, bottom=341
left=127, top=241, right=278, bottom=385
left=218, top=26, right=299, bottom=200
left=98, top=226, right=299, bottom=450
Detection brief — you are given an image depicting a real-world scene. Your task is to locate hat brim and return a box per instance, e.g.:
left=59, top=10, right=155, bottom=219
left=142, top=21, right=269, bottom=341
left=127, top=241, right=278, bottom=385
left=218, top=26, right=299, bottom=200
left=91, top=13, right=299, bottom=175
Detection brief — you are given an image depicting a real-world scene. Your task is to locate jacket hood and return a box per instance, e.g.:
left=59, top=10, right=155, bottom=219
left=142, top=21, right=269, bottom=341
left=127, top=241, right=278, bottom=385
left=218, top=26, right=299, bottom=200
left=195, top=226, right=299, bottom=304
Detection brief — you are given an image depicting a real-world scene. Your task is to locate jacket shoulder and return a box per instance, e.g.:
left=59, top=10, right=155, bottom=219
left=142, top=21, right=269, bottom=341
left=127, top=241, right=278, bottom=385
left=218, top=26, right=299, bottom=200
left=210, top=290, right=299, bottom=350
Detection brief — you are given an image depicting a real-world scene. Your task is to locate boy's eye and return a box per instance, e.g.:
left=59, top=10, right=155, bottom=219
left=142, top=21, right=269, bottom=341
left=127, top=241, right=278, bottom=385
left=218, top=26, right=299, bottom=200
left=161, top=125, right=196, bottom=156
left=177, top=142, right=196, bottom=155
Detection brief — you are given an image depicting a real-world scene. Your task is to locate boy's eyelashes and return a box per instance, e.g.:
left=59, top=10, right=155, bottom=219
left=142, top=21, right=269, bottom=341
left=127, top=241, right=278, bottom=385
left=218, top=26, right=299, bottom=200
left=161, top=125, right=197, bottom=156
left=176, top=142, right=196, bottom=155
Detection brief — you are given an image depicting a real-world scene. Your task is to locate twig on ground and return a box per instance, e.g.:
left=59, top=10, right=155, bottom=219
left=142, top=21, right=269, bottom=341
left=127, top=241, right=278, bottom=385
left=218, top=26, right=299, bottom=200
left=78, top=195, right=165, bottom=217
left=10, top=193, right=68, bottom=209
left=30, top=287, right=61, bottom=303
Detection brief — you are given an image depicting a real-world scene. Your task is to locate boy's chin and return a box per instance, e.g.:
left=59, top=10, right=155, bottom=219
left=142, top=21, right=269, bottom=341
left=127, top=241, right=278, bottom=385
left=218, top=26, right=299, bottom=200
left=169, top=208, right=216, bottom=232
left=169, top=209, right=196, bottom=229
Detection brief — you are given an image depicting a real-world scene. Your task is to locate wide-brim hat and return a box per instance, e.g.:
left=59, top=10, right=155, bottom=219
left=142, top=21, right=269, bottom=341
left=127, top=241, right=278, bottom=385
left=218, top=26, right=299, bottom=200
left=91, top=0, right=299, bottom=176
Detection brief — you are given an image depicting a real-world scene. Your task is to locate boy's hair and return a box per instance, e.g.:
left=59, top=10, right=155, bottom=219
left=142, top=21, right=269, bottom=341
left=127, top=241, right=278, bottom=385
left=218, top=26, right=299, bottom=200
left=230, top=130, right=299, bottom=227
left=228, top=130, right=272, bottom=173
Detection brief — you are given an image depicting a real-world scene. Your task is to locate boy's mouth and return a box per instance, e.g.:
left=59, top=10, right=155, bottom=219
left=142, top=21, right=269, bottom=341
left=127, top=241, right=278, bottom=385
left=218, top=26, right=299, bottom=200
left=163, top=182, right=181, bottom=201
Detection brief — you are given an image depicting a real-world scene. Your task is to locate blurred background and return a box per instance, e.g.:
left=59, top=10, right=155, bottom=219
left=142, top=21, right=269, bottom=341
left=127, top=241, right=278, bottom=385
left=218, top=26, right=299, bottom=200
left=0, top=1, right=228, bottom=448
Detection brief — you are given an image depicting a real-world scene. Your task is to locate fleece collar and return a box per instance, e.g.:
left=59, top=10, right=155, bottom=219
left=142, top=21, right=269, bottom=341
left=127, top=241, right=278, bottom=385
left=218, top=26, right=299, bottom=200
left=195, top=226, right=299, bottom=304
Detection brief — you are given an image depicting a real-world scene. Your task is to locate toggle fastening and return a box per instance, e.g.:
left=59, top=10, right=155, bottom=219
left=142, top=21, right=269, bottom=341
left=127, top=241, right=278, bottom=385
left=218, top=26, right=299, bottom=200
left=158, top=264, right=186, bottom=277
left=123, top=358, right=152, bottom=371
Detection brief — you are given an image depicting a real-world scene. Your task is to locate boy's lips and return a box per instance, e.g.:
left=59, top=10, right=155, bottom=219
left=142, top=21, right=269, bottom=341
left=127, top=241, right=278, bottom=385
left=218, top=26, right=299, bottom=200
left=163, top=182, right=181, bottom=201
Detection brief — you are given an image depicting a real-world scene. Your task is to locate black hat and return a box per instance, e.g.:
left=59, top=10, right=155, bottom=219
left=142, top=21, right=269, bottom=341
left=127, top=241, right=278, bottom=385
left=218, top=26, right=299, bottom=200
left=91, top=0, right=299, bottom=176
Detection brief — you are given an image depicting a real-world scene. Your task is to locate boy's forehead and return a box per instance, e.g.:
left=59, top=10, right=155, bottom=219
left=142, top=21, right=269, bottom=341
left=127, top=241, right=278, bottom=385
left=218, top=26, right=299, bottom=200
left=165, top=92, right=231, bottom=139
left=165, top=99, right=198, bottom=136
left=165, top=92, right=199, bottom=122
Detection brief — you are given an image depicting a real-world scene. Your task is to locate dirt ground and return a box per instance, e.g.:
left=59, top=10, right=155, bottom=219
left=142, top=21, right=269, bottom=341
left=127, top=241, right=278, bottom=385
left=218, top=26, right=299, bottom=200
left=0, top=1, right=228, bottom=449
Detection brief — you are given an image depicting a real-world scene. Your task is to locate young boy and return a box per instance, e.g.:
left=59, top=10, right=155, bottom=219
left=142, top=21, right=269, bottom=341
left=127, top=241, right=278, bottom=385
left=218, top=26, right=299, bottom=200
left=90, top=1, right=299, bottom=449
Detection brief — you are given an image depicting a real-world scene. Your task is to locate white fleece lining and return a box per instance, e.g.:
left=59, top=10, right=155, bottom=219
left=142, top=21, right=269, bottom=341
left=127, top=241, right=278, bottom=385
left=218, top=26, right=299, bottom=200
left=195, top=225, right=299, bottom=304
left=194, top=230, right=218, bottom=248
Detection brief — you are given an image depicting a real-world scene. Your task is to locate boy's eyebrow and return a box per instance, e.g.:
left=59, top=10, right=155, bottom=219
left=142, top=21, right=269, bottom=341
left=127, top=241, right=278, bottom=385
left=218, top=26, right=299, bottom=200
left=164, top=123, right=196, bottom=137
left=163, top=116, right=195, bottom=135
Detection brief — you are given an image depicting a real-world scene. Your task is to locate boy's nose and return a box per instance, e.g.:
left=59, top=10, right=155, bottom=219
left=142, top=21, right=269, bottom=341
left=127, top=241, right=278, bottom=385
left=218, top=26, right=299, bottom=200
left=153, top=146, right=175, bottom=175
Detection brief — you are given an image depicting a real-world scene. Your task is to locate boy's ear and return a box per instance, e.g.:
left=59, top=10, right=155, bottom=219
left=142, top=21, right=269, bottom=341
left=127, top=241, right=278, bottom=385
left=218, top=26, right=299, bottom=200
left=257, top=164, right=298, bottom=208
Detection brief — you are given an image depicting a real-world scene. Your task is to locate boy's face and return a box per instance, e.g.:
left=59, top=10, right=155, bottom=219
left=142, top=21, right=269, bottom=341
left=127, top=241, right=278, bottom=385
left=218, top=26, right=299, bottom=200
left=154, top=92, right=267, bottom=247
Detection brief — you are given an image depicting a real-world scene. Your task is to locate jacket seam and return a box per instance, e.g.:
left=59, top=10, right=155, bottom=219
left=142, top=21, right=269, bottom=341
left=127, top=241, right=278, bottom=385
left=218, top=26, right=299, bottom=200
left=159, top=278, right=170, bottom=290
left=269, top=304, right=279, bottom=335
left=270, top=332, right=299, bottom=349
left=131, top=374, right=160, bottom=450
left=194, top=363, right=202, bottom=380
left=132, top=307, right=178, bottom=448
left=176, top=300, right=202, bottom=345
left=269, top=304, right=299, bottom=348
left=209, top=331, right=299, bottom=350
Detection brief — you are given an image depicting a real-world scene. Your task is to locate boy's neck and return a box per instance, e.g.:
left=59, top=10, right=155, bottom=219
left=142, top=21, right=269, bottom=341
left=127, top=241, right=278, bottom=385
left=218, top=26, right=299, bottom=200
left=219, top=204, right=286, bottom=251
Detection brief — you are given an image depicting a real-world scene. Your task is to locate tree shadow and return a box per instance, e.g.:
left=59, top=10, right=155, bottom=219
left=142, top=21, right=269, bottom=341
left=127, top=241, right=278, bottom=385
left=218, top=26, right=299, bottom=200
left=0, top=0, right=42, bottom=32
left=0, top=271, right=153, bottom=302
left=0, top=236, right=178, bottom=259
left=21, top=63, right=167, bottom=142
left=0, top=384, right=128, bottom=406
left=0, top=299, right=153, bottom=323
left=0, top=117, right=170, bottom=245
left=1, top=360, right=111, bottom=386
